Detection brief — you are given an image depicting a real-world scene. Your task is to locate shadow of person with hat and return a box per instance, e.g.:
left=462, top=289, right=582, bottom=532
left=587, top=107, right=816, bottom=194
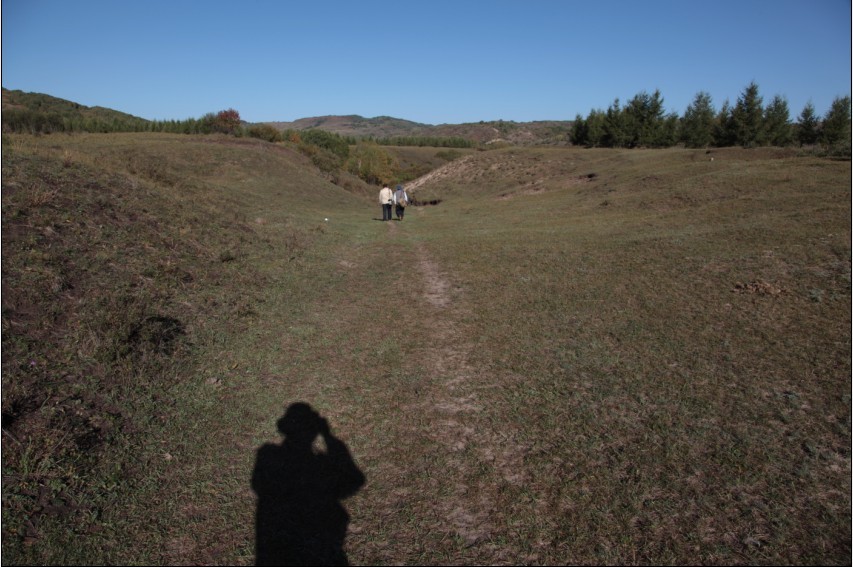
left=252, top=402, right=365, bottom=566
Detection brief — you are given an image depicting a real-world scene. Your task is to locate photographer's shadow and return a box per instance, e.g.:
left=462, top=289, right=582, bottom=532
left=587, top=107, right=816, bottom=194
left=252, top=402, right=365, bottom=566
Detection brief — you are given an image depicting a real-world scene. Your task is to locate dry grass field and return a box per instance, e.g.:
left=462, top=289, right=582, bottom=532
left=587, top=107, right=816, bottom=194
left=2, top=134, right=850, bottom=565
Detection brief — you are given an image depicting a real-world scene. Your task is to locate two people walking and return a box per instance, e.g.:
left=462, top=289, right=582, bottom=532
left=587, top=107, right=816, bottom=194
left=379, top=184, right=410, bottom=221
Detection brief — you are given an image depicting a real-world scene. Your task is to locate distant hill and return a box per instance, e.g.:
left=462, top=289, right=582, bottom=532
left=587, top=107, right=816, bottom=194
left=267, top=115, right=574, bottom=146
left=2, top=87, right=573, bottom=145
left=267, top=115, right=428, bottom=139
left=428, top=120, right=573, bottom=146
left=2, top=87, right=149, bottom=125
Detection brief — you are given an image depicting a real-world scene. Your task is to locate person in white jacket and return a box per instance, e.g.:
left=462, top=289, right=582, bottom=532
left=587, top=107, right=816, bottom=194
left=379, top=185, right=393, bottom=221
left=393, top=184, right=410, bottom=221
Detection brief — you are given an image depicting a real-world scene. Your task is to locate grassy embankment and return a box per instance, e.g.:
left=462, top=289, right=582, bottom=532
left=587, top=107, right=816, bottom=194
left=2, top=134, right=850, bottom=565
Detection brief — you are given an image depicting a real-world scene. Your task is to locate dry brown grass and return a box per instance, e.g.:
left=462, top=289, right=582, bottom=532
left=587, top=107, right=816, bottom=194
left=386, top=145, right=851, bottom=564
left=2, top=136, right=849, bottom=565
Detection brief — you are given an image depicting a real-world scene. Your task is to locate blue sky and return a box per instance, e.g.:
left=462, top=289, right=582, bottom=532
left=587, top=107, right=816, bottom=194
left=2, top=0, right=850, bottom=125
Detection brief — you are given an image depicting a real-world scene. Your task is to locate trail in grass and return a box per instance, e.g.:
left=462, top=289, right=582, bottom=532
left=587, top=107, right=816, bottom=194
left=339, top=216, right=535, bottom=563
left=178, top=211, right=538, bottom=565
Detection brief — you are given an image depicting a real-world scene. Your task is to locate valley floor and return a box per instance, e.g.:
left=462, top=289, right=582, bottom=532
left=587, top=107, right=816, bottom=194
left=3, top=137, right=849, bottom=565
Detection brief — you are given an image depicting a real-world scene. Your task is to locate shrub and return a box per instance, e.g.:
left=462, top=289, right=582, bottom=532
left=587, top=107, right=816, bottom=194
left=247, top=124, right=283, bottom=143
left=299, top=129, right=350, bottom=160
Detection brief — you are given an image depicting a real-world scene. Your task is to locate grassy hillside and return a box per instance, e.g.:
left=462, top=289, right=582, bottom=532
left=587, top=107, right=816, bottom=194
left=399, top=146, right=852, bottom=563
left=2, top=88, right=151, bottom=132
left=267, top=114, right=573, bottom=146
left=1, top=133, right=372, bottom=563
left=2, top=88, right=148, bottom=123
left=268, top=115, right=429, bottom=139
left=2, top=134, right=849, bottom=565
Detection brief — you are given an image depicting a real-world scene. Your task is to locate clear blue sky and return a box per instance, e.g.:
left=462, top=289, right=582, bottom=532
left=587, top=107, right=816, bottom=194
left=2, top=0, right=850, bottom=125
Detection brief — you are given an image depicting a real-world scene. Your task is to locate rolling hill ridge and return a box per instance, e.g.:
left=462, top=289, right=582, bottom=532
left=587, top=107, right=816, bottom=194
left=2, top=88, right=573, bottom=145
left=266, top=114, right=574, bottom=145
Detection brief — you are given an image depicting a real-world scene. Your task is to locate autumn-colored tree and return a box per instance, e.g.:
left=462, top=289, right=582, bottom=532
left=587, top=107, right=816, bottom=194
left=214, top=109, right=242, bottom=134
left=346, top=141, right=396, bottom=185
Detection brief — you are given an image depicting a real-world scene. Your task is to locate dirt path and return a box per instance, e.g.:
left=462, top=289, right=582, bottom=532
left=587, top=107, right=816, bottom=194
left=168, top=213, right=539, bottom=565
left=383, top=243, right=533, bottom=562
left=413, top=248, right=492, bottom=545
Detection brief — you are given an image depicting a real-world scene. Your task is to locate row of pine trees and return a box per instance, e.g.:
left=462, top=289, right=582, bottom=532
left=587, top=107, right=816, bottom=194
left=571, top=82, right=850, bottom=154
left=1, top=107, right=243, bottom=136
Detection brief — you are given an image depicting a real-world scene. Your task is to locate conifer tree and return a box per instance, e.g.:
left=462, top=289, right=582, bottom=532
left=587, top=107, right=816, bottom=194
left=573, top=110, right=608, bottom=147
left=820, top=95, right=851, bottom=153
left=624, top=89, right=669, bottom=147
left=681, top=91, right=716, bottom=148
left=732, top=82, right=765, bottom=147
left=713, top=100, right=737, bottom=147
left=571, top=113, right=588, bottom=146
left=764, top=95, right=792, bottom=147
left=573, top=110, right=603, bottom=147
left=660, top=113, right=681, bottom=147
left=796, top=102, right=820, bottom=146
left=603, top=99, right=628, bottom=148
left=584, top=109, right=606, bottom=147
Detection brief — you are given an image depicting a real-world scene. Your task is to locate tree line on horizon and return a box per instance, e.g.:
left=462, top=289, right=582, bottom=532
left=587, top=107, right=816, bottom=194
left=2, top=83, right=850, bottom=155
left=1, top=104, right=244, bottom=137
left=571, top=82, right=850, bottom=155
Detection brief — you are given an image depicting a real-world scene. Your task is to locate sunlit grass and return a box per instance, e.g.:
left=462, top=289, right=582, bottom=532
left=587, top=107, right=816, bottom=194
left=2, top=135, right=849, bottom=564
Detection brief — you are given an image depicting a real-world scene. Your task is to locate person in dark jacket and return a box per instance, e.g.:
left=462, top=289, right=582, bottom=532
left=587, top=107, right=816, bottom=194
left=394, top=184, right=410, bottom=221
